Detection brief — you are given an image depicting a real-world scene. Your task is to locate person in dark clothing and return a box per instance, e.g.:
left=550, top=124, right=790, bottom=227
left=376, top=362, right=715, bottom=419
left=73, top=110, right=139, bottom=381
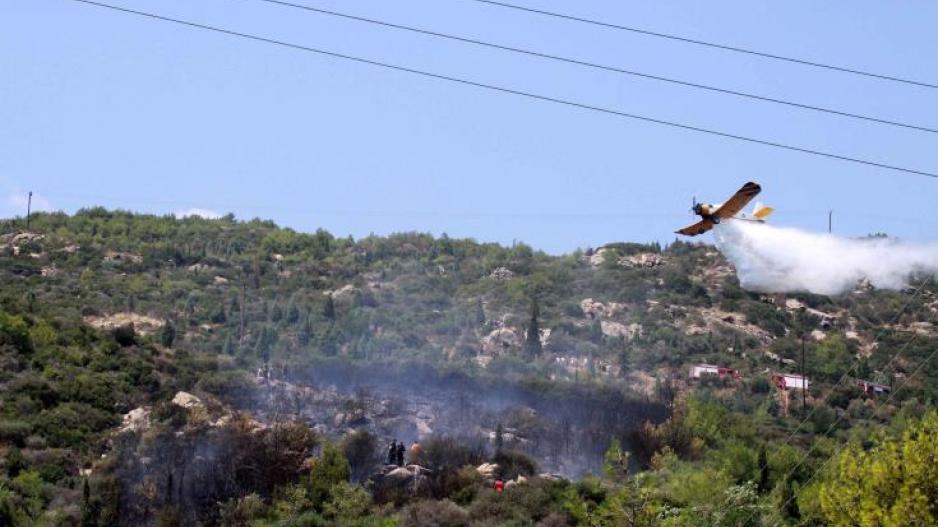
left=387, top=440, right=397, bottom=466
left=396, top=442, right=405, bottom=467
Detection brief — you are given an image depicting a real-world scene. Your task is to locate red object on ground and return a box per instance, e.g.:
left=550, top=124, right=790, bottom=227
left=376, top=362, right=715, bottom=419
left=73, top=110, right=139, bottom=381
left=494, top=479, right=504, bottom=494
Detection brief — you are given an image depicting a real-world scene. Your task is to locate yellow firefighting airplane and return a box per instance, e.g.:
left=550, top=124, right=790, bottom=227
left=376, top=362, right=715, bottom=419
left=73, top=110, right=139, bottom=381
left=675, top=181, right=774, bottom=236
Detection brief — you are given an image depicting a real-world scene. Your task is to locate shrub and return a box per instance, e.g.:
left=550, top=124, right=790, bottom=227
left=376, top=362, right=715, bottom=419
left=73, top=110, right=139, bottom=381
left=492, top=450, right=538, bottom=481
left=0, top=312, right=32, bottom=354
left=0, top=421, right=32, bottom=447
left=399, top=499, right=469, bottom=527
left=342, top=430, right=380, bottom=483
left=112, top=324, right=136, bottom=347
left=419, top=436, right=484, bottom=472
left=308, top=442, right=351, bottom=511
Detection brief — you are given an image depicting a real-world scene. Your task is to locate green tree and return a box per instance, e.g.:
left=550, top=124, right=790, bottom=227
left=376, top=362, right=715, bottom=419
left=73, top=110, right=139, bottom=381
left=223, top=333, right=234, bottom=355
left=308, top=441, right=351, bottom=511
left=524, top=300, right=542, bottom=356
left=286, top=301, right=300, bottom=324
left=603, top=439, right=629, bottom=483
left=820, top=410, right=938, bottom=527
left=757, top=446, right=770, bottom=494
left=322, top=482, right=371, bottom=523
left=472, top=299, right=486, bottom=327
left=160, top=321, right=176, bottom=348
left=298, top=316, right=313, bottom=346
left=0, top=312, right=32, bottom=354
left=342, top=430, right=379, bottom=483
left=323, top=295, right=336, bottom=321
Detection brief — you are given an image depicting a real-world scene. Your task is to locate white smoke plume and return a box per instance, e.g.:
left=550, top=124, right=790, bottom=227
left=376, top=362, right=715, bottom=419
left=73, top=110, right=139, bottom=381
left=713, top=221, right=938, bottom=296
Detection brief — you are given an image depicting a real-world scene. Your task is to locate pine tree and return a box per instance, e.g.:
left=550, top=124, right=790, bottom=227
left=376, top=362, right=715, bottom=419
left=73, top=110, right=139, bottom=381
left=223, top=333, right=234, bottom=355
left=757, top=446, right=770, bottom=494
left=210, top=305, right=227, bottom=324
left=26, top=291, right=36, bottom=313
left=160, top=321, right=176, bottom=348
left=298, top=316, right=313, bottom=346
left=524, top=300, right=542, bottom=356
left=473, top=299, right=486, bottom=327
left=602, top=439, right=629, bottom=482
left=590, top=318, right=604, bottom=344
left=80, top=477, right=95, bottom=527
left=286, top=300, right=300, bottom=324
left=323, top=295, right=336, bottom=321
left=617, top=343, right=631, bottom=375
left=308, top=441, right=351, bottom=512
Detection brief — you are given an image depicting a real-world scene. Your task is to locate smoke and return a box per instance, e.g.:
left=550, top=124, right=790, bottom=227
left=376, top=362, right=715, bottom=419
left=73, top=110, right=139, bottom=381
left=713, top=221, right=938, bottom=295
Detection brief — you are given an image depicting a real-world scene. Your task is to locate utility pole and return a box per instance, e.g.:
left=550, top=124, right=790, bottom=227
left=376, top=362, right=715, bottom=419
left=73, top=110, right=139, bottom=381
left=828, top=210, right=832, bottom=234
left=26, top=191, right=33, bottom=229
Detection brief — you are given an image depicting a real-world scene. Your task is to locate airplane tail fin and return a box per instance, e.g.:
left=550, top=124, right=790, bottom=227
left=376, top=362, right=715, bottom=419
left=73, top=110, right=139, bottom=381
left=752, top=202, right=774, bottom=220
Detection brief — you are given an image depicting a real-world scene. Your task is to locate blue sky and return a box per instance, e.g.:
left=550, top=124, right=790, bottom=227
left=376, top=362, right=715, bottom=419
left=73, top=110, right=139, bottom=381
left=2, top=0, right=936, bottom=253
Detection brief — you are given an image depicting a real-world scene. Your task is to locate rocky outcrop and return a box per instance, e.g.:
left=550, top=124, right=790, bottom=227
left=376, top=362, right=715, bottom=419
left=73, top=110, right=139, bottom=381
left=119, top=407, right=151, bottom=434
left=369, top=464, right=434, bottom=495
left=0, top=232, right=45, bottom=256
left=579, top=298, right=627, bottom=319
left=481, top=327, right=521, bottom=355
left=601, top=321, right=642, bottom=340
left=103, top=250, right=143, bottom=264
left=618, top=253, right=667, bottom=269
left=172, top=391, right=204, bottom=410
left=476, top=462, right=499, bottom=480
left=489, top=267, right=514, bottom=281
left=325, top=284, right=359, bottom=300
left=83, top=312, right=164, bottom=335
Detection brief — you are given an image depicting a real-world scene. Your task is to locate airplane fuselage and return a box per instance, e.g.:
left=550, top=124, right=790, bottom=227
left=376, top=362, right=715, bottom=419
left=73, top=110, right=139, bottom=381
left=693, top=203, right=722, bottom=223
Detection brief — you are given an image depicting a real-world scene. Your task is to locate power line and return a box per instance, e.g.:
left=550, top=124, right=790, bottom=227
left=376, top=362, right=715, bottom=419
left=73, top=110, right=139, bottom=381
left=244, top=0, right=938, bottom=134
left=65, top=0, right=938, bottom=179
left=466, top=0, right=938, bottom=90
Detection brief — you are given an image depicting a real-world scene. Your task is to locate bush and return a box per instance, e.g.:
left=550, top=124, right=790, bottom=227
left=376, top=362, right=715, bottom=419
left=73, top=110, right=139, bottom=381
left=34, top=402, right=114, bottom=448
left=492, top=450, right=538, bottom=481
left=419, top=436, right=484, bottom=472
left=399, top=499, right=469, bottom=527
left=0, top=312, right=32, bottom=354
left=0, top=421, right=32, bottom=447
left=195, top=371, right=257, bottom=409
left=112, top=324, right=136, bottom=347
left=308, top=442, right=351, bottom=511
left=342, top=430, right=380, bottom=483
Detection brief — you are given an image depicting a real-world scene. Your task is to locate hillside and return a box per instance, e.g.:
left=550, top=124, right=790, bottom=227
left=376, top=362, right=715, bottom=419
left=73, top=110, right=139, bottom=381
left=1, top=209, right=936, bottom=526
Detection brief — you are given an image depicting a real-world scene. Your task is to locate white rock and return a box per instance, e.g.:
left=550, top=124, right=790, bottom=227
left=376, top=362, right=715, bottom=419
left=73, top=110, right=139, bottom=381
left=120, top=407, right=151, bottom=433
left=172, top=391, right=204, bottom=410
left=476, top=463, right=500, bottom=479
left=489, top=267, right=514, bottom=281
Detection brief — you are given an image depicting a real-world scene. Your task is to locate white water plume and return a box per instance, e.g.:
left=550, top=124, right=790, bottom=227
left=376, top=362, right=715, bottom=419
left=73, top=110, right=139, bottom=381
left=713, top=221, right=938, bottom=295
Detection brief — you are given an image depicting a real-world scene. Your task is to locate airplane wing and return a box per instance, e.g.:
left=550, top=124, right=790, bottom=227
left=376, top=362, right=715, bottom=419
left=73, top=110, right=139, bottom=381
left=675, top=218, right=715, bottom=236
left=712, top=181, right=761, bottom=219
